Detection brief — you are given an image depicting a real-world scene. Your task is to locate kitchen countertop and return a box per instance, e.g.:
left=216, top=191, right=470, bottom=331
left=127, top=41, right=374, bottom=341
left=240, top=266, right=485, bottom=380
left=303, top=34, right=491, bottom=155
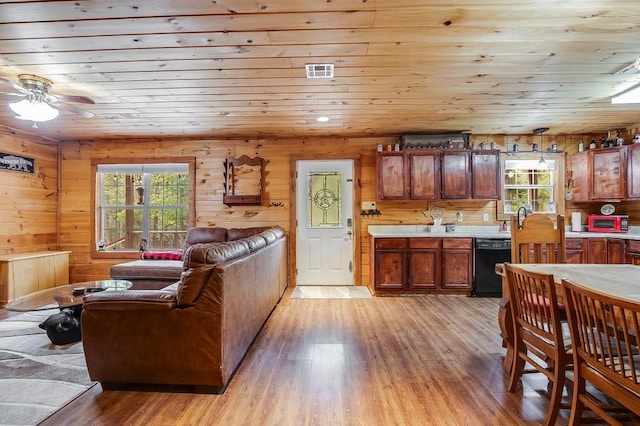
left=368, top=225, right=640, bottom=240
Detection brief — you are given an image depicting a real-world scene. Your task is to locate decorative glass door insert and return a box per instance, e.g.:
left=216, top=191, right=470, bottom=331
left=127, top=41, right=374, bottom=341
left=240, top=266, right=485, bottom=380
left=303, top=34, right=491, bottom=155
left=308, top=171, right=342, bottom=228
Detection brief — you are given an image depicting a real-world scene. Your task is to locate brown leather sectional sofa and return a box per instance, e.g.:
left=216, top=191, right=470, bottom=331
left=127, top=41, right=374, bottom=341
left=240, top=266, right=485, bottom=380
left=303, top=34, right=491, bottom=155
left=81, top=226, right=288, bottom=393
left=109, top=226, right=272, bottom=289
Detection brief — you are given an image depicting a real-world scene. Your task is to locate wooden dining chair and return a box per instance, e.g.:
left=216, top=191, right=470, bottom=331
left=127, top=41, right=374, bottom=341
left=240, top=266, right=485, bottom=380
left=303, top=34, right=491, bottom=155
left=510, top=214, right=566, bottom=264
left=505, top=263, right=571, bottom=426
left=562, top=278, right=640, bottom=425
left=499, top=214, right=567, bottom=374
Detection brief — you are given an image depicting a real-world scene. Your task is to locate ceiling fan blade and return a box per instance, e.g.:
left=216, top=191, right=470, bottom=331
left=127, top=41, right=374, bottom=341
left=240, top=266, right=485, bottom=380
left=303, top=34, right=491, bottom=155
left=0, top=77, right=29, bottom=94
left=51, top=93, right=95, bottom=104
left=0, top=91, right=27, bottom=97
left=48, top=100, right=95, bottom=118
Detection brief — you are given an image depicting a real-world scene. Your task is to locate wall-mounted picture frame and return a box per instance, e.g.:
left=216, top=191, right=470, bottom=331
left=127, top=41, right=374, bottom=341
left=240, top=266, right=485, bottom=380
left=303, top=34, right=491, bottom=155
left=0, top=152, right=35, bottom=173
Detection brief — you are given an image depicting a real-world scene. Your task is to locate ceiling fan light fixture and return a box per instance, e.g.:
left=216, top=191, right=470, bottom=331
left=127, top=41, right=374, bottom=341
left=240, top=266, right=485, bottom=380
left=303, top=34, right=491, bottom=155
left=612, top=83, right=640, bottom=104
left=9, top=99, right=59, bottom=122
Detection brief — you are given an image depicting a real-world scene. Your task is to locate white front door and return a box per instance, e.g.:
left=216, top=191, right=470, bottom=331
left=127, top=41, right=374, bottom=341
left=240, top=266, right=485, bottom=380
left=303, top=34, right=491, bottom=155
left=296, top=160, right=354, bottom=285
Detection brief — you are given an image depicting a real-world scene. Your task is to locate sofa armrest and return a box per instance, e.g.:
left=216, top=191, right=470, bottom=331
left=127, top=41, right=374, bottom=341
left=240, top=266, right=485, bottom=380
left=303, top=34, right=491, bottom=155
left=83, top=290, right=177, bottom=311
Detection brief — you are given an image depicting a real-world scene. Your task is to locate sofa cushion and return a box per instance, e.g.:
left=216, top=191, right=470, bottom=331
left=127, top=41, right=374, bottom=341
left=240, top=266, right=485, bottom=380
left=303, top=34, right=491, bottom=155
left=257, top=229, right=279, bottom=244
left=110, top=259, right=184, bottom=280
left=226, top=226, right=270, bottom=241
left=177, top=265, right=215, bottom=306
left=183, top=227, right=227, bottom=249
left=183, top=240, right=251, bottom=268
left=245, top=235, right=267, bottom=251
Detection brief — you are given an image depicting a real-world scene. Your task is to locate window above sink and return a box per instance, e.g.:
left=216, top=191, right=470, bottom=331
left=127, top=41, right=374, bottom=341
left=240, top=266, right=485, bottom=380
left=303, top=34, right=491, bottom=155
left=497, top=152, right=565, bottom=221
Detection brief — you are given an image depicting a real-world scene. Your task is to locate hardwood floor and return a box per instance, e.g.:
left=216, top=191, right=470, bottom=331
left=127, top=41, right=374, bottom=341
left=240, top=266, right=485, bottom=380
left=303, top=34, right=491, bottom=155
left=10, top=289, right=575, bottom=425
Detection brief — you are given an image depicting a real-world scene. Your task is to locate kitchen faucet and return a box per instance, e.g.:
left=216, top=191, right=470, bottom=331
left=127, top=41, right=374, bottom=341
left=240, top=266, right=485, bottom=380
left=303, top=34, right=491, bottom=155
left=516, top=206, right=529, bottom=229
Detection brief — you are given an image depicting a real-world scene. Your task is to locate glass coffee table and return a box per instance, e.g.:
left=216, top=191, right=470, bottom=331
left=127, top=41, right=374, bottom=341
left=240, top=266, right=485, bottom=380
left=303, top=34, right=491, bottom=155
left=6, top=279, right=132, bottom=312
left=6, top=280, right=132, bottom=344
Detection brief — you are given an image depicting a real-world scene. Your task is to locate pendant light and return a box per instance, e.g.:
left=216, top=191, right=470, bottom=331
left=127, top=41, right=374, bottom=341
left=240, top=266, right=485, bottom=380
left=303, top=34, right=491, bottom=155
left=534, top=127, right=549, bottom=169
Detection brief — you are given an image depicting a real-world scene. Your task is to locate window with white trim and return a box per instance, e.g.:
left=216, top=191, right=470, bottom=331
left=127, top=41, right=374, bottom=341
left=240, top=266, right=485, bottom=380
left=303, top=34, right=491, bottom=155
left=96, top=163, right=190, bottom=252
left=503, top=159, right=556, bottom=214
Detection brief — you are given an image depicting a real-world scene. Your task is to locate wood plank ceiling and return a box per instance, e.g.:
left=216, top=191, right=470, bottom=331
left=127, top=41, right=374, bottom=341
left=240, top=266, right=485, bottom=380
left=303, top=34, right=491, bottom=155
left=0, top=0, right=639, bottom=141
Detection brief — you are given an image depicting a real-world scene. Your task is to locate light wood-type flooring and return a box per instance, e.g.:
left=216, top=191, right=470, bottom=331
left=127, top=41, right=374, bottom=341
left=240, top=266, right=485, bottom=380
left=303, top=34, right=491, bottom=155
left=5, top=289, right=577, bottom=425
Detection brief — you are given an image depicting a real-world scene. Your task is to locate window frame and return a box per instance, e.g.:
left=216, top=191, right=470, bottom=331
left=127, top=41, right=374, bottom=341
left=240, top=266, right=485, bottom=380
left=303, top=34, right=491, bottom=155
left=496, top=152, right=565, bottom=222
left=91, top=158, right=196, bottom=259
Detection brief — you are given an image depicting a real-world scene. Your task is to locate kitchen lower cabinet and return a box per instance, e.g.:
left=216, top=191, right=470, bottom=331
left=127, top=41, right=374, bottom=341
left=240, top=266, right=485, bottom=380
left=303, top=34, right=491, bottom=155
left=607, top=238, right=626, bottom=264
left=586, top=237, right=626, bottom=264
left=373, top=238, right=406, bottom=290
left=627, top=240, right=640, bottom=265
left=372, top=237, right=472, bottom=295
left=565, top=238, right=587, bottom=264
left=587, top=238, right=607, bottom=264
left=407, top=238, right=440, bottom=289
left=441, top=239, right=473, bottom=290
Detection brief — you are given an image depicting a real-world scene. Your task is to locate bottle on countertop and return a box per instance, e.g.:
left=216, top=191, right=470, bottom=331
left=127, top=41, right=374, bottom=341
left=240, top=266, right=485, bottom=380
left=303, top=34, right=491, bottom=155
left=501, top=220, right=507, bottom=232
left=578, top=138, right=584, bottom=152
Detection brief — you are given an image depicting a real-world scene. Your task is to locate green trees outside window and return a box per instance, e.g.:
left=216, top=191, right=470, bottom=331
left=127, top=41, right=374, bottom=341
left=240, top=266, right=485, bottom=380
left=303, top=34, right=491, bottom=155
left=503, top=159, right=556, bottom=214
left=97, top=163, right=189, bottom=251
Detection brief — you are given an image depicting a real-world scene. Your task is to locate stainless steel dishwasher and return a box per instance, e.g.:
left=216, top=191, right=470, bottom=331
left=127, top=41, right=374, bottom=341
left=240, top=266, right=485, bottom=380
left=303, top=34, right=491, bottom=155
left=473, top=238, right=511, bottom=297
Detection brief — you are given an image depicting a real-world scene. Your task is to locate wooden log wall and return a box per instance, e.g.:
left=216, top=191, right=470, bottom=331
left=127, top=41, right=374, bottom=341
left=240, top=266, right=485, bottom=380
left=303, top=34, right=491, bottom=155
left=0, top=128, right=60, bottom=255
left=1, top=129, right=636, bottom=286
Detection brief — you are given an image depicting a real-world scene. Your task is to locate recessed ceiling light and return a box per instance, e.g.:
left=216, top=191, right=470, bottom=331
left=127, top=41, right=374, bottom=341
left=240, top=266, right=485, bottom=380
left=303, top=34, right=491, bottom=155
left=316, top=116, right=330, bottom=122
left=305, top=64, right=334, bottom=78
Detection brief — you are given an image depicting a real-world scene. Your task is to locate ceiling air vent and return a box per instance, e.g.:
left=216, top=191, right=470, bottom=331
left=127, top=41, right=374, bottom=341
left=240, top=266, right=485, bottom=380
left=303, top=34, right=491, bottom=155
left=305, top=64, right=334, bottom=78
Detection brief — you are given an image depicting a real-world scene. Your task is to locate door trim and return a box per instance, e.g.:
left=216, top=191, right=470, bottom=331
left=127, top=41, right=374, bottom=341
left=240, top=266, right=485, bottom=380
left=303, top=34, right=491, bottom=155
left=289, top=153, right=362, bottom=287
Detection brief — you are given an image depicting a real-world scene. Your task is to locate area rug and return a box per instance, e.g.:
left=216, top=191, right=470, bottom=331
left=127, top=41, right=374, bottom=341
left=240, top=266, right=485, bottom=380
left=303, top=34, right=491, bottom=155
left=0, top=309, right=93, bottom=426
left=290, top=285, right=372, bottom=299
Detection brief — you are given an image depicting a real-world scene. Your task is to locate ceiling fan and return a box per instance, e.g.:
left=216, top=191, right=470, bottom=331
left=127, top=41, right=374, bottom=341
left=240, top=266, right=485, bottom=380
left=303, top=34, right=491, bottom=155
left=0, top=74, right=95, bottom=126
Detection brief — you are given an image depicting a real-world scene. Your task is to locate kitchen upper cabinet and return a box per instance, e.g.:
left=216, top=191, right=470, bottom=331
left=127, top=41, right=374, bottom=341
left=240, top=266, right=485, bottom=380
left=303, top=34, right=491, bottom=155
left=377, top=152, right=407, bottom=200
left=471, top=151, right=500, bottom=199
left=409, top=152, right=439, bottom=200
left=441, top=151, right=470, bottom=199
left=590, top=148, right=626, bottom=200
left=571, top=147, right=626, bottom=202
left=377, top=150, right=499, bottom=202
left=570, top=151, right=589, bottom=202
left=626, top=143, right=640, bottom=199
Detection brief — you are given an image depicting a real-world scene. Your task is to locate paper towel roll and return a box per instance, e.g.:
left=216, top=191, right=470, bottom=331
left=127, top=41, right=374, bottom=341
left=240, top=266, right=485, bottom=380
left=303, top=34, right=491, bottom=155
left=571, top=212, right=582, bottom=232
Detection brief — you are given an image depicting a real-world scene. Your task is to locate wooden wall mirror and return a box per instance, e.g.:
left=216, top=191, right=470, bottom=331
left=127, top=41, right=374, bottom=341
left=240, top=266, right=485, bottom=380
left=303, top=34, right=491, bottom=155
left=223, top=156, right=265, bottom=205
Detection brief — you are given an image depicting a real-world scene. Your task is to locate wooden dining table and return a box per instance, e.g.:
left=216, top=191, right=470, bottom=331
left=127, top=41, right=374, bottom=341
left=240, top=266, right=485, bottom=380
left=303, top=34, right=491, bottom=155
left=494, top=263, right=640, bottom=372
